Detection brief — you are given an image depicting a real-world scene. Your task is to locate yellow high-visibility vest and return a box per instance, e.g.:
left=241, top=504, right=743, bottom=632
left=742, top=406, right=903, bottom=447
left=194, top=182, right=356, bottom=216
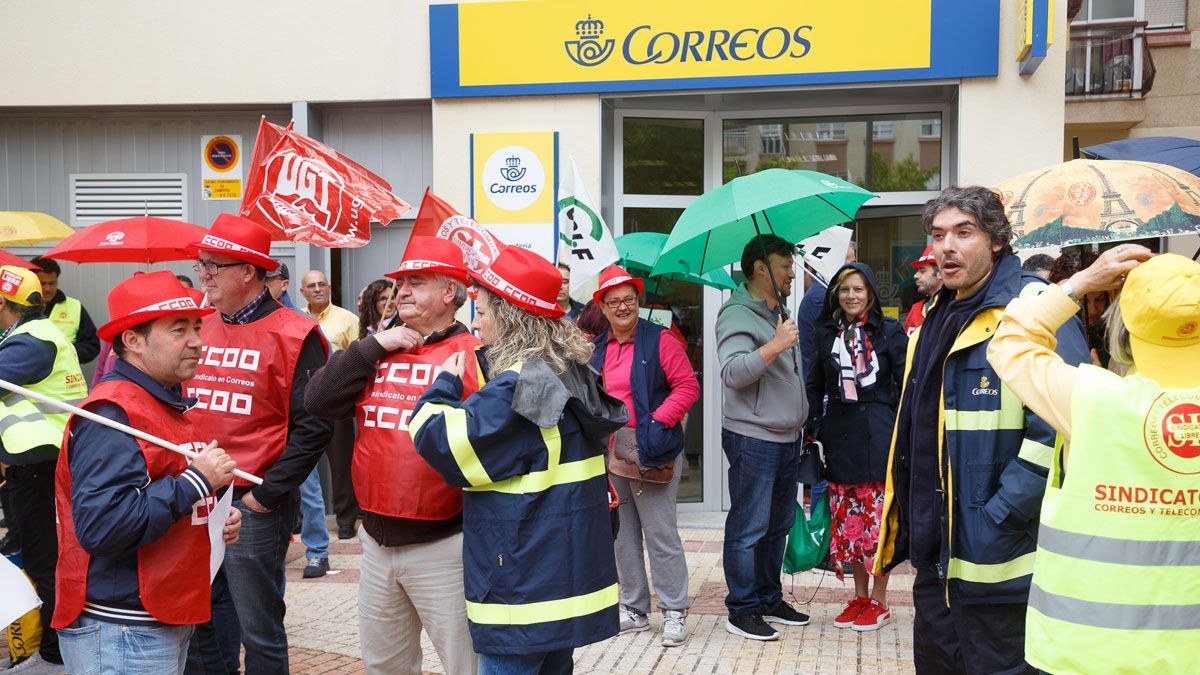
left=0, top=318, right=87, bottom=455
left=1026, top=366, right=1200, bottom=674
left=47, top=296, right=82, bottom=343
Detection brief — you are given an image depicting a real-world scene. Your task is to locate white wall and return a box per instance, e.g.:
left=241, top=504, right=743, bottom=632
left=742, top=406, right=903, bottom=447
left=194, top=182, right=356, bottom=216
left=957, top=0, right=1067, bottom=186
left=0, top=1, right=430, bottom=106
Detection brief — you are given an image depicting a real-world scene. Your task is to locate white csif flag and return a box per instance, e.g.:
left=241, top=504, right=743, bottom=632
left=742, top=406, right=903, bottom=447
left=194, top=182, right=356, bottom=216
left=798, top=225, right=854, bottom=286
left=0, top=555, right=41, bottom=627
left=558, top=155, right=619, bottom=304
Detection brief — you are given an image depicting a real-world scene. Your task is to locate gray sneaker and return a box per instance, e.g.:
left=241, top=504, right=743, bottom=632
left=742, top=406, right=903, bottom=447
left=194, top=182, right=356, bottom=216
left=661, top=609, right=688, bottom=647
left=5, top=653, right=66, bottom=674
left=619, top=606, right=650, bottom=634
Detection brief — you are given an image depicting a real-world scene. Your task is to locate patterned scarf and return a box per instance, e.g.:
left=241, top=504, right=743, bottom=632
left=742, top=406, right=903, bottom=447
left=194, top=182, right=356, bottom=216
left=832, top=315, right=877, bottom=402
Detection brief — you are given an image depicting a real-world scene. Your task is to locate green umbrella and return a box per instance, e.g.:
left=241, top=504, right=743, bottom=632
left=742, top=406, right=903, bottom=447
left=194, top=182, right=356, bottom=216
left=651, top=167, right=875, bottom=283
left=616, top=232, right=736, bottom=291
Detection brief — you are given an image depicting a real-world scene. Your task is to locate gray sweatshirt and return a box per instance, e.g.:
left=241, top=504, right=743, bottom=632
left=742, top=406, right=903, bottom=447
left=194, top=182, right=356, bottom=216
left=716, top=283, right=809, bottom=443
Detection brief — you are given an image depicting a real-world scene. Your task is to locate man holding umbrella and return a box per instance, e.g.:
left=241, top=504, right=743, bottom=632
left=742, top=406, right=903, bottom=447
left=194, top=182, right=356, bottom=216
left=716, top=234, right=810, bottom=641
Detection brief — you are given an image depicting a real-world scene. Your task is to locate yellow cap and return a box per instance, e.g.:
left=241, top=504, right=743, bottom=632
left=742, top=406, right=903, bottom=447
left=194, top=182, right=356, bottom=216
left=1119, top=254, right=1200, bottom=389
left=0, top=265, right=42, bottom=307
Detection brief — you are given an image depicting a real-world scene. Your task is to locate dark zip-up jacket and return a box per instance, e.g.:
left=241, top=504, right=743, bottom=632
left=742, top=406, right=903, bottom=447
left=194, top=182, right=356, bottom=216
left=874, top=255, right=1090, bottom=604
left=806, top=263, right=908, bottom=485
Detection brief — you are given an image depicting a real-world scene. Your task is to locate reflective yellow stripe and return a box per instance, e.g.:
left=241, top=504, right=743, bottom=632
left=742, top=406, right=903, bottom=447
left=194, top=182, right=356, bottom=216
left=409, top=402, right=493, bottom=488
left=466, top=427, right=604, bottom=494
left=471, top=455, right=606, bottom=494
left=947, top=552, right=1036, bottom=584
left=1017, top=437, right=1055, bottom=468
left=465, top=583, right=618, bottom=625
left=943, top=406, right=1024, bottom=432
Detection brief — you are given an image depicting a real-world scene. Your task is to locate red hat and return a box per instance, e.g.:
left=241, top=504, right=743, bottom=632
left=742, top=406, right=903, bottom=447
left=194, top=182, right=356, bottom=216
left=910, top=244, right=936, bottom=269
left=97, top=271, right=214, bottom=342
left=386, top=236, right=470, bottom=286
left=184, top=287, right=207, bottom=307
left=469, top=246, right=565, bottom=319
left=592, top=265, right=644, bottom=305
left=191, top=213, right=279, bottom=271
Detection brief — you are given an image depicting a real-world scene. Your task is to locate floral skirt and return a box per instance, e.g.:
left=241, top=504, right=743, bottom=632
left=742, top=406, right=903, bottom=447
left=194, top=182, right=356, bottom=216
left=827, top=481, right=886, bottom=580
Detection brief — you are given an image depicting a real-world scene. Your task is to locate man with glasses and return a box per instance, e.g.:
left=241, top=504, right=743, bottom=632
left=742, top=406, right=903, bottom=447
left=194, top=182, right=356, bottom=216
left=186, top=214, right=333, bottom=675
left=298, top=269, right=361, bottom=542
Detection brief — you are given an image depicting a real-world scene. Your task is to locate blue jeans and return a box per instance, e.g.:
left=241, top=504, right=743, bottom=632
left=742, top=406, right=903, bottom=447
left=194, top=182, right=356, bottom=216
left=222, top=493, right=298, bottom=675
left=184, top=567, right=240, bottom=674
left=59, top=615, right=194, bottom=674
left=299, top=468, right=329, bottom=559
left=478, top=648, right=573, bottom=675
left=721, top=429, right=801, bottom=617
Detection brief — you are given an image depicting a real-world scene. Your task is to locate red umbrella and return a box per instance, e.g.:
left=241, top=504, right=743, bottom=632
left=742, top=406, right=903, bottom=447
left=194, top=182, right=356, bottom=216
left=0, top=250, right=40, bottom=270
left=43, top=216, right=207, bottom=264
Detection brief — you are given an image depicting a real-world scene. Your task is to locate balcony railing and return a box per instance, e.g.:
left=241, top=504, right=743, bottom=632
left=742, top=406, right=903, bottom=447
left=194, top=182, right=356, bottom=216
left=1066, top=26, right=1157, bottom=98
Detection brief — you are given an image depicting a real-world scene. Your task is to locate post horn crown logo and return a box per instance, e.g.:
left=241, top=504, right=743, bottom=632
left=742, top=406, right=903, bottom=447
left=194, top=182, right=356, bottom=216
left=565, top=14, right=615, bottom=67
left=499, top=155, right=527, bottom=182
left=980, top=375, right=990, bottom=389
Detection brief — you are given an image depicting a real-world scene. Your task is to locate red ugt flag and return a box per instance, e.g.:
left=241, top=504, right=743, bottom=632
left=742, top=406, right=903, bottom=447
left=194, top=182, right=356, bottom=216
left=411, top=188, right=504, bottom=274
left=240, top=118, right=411, bottom=248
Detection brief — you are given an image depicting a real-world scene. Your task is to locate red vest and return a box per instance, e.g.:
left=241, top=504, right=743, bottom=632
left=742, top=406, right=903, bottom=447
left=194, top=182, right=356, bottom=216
left=53, top=380, right=212, bottom=627
left=353, top=331, right=482, bottom=519
left=185, top=308, right=319, bottom=485
left=904, top=299, right=927, bottom=336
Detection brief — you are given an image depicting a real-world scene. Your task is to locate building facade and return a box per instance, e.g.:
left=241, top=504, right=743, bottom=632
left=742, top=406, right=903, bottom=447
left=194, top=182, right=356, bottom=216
left=0, top=0, right=1068, bottom=511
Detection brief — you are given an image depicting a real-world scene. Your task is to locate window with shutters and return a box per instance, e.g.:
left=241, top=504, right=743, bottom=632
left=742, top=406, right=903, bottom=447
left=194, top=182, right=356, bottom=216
left=1145, top=0, right=1187, bottom=29
left=68, top=174, right=188, bottom=227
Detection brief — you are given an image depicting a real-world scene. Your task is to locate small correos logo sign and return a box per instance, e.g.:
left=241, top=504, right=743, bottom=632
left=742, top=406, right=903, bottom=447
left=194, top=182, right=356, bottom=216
left=483, top=145, right=544, bottom=212
left=565, top=14, right=615, bottom=67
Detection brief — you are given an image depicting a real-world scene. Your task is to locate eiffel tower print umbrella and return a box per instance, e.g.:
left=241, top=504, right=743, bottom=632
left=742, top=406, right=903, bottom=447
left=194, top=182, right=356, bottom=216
left=994, top=159, right=1200, bottom=250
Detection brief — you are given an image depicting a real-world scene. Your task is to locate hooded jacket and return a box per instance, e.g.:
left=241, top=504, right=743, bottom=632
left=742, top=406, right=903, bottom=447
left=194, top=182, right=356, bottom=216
left=410, top=355, right=628, bottom=655
left=805, top=263, right=908, bottom=485
left=716, top=283, right=808, bottom=443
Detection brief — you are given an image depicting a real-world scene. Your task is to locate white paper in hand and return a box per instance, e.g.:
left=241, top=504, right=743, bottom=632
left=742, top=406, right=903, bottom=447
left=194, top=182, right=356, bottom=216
left=208, top=488, right=234, bottom=583
left=0, top=555, right=41, bottom=627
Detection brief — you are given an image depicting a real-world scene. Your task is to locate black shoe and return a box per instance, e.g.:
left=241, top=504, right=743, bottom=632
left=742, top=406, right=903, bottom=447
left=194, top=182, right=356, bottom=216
left=763, top=601, right=810, bottom=626
left=338, top=524, right=356, bottom=540
left=725, top=614, right=779, bottom=641
left=302, top=557, right=330, bottom=579
left=0, top=532, right=19, bottom=555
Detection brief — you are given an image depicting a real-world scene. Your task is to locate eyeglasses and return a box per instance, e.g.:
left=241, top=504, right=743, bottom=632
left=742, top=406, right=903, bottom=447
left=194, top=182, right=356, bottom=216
left=303, top=281, right=330, bottom=291
left=193, top=259, right=247, bottom=276
left=604, top=297, right=638, bottom=309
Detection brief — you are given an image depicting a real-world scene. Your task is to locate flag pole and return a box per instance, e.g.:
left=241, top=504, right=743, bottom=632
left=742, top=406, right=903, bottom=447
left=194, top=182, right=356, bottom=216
left=0, top=378, right=263, bottom=485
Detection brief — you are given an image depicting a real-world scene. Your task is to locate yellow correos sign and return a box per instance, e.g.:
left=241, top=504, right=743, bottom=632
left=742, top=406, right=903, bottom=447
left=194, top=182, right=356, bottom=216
left=471, top=131, right=559, bottom=262
left=454, top=1, right=931, bottom=89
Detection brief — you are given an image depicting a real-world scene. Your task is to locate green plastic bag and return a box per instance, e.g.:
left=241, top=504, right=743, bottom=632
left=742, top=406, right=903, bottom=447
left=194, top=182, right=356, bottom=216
left=783, top=492, right=831, bottom=574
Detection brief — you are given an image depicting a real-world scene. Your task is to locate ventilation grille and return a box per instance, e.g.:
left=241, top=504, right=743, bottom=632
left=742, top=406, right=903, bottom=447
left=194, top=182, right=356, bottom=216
left=69, top=174, right=188, bottom=226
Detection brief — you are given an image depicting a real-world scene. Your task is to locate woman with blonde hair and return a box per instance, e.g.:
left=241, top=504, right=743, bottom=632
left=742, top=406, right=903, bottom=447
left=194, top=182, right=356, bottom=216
left=410, top=246, right=628, bottom=675
left=987, top=246, right=1200, bottom=675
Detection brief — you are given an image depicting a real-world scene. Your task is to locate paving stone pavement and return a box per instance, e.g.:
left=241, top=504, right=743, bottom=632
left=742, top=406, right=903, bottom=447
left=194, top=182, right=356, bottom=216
left=280, top=516, right=916, bottom=674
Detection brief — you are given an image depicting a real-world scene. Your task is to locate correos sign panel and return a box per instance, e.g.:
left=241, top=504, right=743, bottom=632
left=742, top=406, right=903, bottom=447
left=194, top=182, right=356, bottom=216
left=430, top=0, right=1000, bottom=97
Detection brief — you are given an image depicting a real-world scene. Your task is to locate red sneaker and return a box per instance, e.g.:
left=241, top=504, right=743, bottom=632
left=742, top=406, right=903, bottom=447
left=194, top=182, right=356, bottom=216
left=832, top=596, right=870, bottom=628
left=851, top=599, right=892, bottom=632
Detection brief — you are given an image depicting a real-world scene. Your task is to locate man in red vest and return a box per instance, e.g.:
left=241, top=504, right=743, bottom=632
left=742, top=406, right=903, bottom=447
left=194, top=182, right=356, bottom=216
left=904, top=245, right=941, bottom=336
left=186, top=214, right=333, bottom=675
left=53, top=271, right=242, bottom=674
left=305, top=236, right=480, bottom=674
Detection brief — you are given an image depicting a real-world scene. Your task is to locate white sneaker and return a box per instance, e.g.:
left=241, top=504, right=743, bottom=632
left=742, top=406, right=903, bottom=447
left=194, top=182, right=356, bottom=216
left=619, top=606, right=650, bottom=634
left=6, top=654, right=66, bottom=675
left=661, top=609, right=688, bottom=647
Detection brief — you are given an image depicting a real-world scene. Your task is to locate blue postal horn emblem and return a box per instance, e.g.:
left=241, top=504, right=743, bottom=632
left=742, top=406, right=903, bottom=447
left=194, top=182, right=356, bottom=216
left=565, top=14, right=615, bottom=67
left=499, top=155, right=527, bottom=182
